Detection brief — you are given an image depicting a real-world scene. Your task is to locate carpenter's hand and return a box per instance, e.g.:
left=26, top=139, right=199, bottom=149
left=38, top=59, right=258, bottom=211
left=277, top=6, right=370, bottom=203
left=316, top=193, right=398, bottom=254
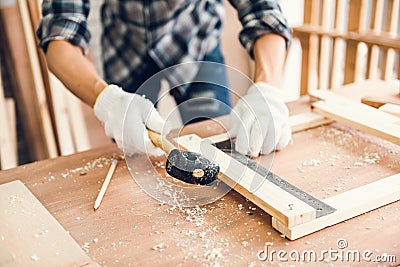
left=94, top=85, right=170, bottom=156
left=229, top=82, right=291, bottom=157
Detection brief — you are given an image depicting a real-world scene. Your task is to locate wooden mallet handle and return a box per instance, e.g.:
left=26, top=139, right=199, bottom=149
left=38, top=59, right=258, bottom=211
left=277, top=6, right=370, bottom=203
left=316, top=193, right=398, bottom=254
left=147, top=129, right=176, bottom=155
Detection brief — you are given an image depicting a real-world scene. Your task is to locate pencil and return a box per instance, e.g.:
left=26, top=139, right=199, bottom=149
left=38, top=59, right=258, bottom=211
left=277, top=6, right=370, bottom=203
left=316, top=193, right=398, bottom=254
left=94, top=159, right=118, bottom=211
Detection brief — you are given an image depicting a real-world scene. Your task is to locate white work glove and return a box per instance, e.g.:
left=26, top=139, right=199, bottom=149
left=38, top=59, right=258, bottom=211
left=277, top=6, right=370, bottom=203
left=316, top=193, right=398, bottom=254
left=229, top=82, right=291, bottom=157
left=94, top=84, right=169, bottom=156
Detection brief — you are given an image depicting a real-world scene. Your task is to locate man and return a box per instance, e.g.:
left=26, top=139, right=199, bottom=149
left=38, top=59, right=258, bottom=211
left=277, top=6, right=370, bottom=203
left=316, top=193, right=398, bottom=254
left=37, top=0, right=292, bottom=158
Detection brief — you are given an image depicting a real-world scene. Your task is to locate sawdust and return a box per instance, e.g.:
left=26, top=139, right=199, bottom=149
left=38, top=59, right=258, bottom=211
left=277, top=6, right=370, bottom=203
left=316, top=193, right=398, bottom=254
left=38, top=156, right=120, bottom=185
left=152, top=243, right=168, bottom=252
left=82, top=242, right=90, bottom=253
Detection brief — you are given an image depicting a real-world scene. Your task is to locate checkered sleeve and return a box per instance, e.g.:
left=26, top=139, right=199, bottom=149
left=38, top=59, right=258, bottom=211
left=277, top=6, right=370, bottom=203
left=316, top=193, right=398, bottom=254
left=36, top=0, right=91, bottom=54
left=229, top=0, right=292, bottom=59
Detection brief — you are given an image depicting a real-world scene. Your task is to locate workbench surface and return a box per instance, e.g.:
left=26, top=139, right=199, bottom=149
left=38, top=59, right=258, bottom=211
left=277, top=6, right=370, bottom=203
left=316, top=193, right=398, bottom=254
left=0, top=81, right=399, bottom=266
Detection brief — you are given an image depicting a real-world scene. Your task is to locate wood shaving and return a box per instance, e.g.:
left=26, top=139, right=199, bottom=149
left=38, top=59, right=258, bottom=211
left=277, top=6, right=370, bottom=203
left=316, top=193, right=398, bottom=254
left=152, top=243, right=168, bottom=252
left=82, top=242, right=90, bottom=253
left=31, top=255, right=39, bottom=261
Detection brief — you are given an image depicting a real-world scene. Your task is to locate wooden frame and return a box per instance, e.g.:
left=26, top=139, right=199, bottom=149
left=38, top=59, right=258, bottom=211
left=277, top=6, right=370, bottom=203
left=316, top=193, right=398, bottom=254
left=294, top=0, right=400, bottom=95
left=176, top=90, right=400, bottom=240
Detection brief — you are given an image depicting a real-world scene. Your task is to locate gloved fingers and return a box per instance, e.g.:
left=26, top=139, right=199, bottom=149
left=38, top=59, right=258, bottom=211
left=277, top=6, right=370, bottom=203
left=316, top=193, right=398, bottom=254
left=248, top=121, right=264, bottom=158
left=276, top=122, right=292, bottom=150
left=261, top=126, right=276, bottom=156
left=141, top=131, right=165, bottom=157
left=234, top=107, right=256, bottom=156
left=103, top=122, right=114, bottom=138
left=123, top=121, right=164, bottom=156
left=146, top=108, right=171, bottom=135
left=116, top=138, right=136, bottom=157
left=228, top=101, right=244, bottom=138
left=249, top=112, right=270, bottom=157
left=136, top=95, right=170, bottom=136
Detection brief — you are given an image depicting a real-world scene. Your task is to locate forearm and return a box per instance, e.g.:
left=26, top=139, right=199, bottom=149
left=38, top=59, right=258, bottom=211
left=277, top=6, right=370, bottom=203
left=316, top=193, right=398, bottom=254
left=46, top=40, right=107, bottom=107
left=253, top=34, right=287, bottom=87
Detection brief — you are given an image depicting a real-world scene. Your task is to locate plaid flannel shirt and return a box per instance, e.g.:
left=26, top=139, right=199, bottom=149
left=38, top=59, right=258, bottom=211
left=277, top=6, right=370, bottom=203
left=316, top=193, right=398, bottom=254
left=37, top=0, right=292, bottom=91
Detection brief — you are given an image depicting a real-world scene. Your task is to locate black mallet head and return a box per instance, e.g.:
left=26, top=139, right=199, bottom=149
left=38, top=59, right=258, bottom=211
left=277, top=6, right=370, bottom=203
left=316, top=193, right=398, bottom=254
left=166, top=149, right=219, bottom=185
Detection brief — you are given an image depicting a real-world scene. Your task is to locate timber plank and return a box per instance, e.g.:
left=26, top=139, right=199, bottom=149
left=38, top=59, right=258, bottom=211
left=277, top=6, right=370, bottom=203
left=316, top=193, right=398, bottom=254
left=272, top=173, right=400, bottom=240
left=310, top=89, right=400, bottom=145
left=176, top=134, right=317, bottom=228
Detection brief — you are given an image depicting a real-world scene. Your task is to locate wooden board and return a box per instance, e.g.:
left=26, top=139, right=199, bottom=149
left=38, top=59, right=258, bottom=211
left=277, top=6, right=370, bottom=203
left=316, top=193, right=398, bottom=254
left=289, top=111, right=332, bottom=133
left=0, top=2, right=51, bottom=160
left=310, top=89, right=400, bottom=145
left=17, top=0, right=58, bottom=158
left=0, top=180, right=96, bottom=266
left=379, top=103, right=400, bottom=118
left=176, top=134, right=317, bottom=228
left=0, top=65, right=17, bottom=170
left=272, top=173, right=400, bottom=240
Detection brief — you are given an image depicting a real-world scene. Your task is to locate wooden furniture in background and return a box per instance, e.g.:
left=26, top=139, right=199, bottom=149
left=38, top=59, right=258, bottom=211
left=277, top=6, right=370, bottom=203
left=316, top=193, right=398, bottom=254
left=294, top=0, right=400, bottom=95
left=0, top=0, right=92, bottom=166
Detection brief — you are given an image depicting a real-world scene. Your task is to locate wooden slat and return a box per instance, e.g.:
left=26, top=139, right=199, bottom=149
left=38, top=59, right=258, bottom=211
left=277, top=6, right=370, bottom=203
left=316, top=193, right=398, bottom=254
left=318, top=0, right=333, bottom=89
left=310, top=89, right=400, bottom=145
left=367, top=0, right=385, bottom=79
left=398, top=53, right=400, bottom=78
left=66, top=92, right=91, bottom=152
left=330, top=0, right=347, bottom=89
left=308, top=34, right=320, bottom=92
left=382, top=0, right=399, bottom=80
left=294, top=25, right=400, bottom=50
left=26, top=0, right=59, bottom=150
left=297, top=34, right=312, bottom=95
left=303, top=0, right=320, bottom=24
left=205, top=111, right=333, bottom=144
left=48, top=73, right=76, bottom=155
left=272, top=173, right=400, bottom=240
left=0, top=67, right=17, bottom=170
left=297, top=0, right=321, bottom=95
left=380, top=47, right=393, bottom=80
left=344, top=0, right=367, bottom=83
left=361, top=95, right=400, bottom=108
left=28, top=0, right=90, bottom=155
left=0, top=3, right=48, bottom=160
left=0, top=180, right=97, bottom=266
left=17, top=0, right=58, bottom=158
left=379, top=103, right=400, bottom=118
left=176, top=134, right=317, bottom=228
left=289, top=111, right=332, bottom=133
left=5, top=99, right=17, bottom=167
left=385, top=0, right=400, bottom=33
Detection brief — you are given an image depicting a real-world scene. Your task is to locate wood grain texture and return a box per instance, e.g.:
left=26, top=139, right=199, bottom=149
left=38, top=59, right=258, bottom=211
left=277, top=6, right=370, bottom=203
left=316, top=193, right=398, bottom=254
left=0, top=66, right=17, bottom=169
left=17, top=0, right=58, bottom=158
left=176, top=134, right=317, bottom=228
left=272, top=173, right=400, bottom=240
left=0, top=4, right=48, bottom=160
left=379, top=103, right=400, bottom=118
left=0, top=180, right=96, bottom=266
left=289, top=111, right=332, bottom=133
left=310, top=89, right=400, bottom=145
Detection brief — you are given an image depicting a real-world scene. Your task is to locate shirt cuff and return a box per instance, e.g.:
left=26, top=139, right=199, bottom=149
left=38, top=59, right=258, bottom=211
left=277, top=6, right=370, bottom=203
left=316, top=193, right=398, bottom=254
left=37, top=16, right=91, bottom=54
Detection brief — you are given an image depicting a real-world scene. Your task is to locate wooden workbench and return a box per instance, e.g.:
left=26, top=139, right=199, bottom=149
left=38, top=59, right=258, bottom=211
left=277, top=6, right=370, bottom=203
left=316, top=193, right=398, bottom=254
left=0, top=80, right=399, bottom=266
